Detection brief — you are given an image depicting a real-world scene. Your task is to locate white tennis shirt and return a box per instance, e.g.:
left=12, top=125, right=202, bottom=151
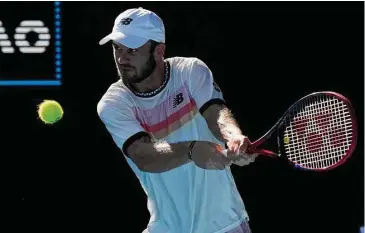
left=97, top=57, right=249, bottom=233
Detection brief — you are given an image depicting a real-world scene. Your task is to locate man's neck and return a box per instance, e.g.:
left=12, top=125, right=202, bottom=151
left=131, top=61, right=165, bottom=93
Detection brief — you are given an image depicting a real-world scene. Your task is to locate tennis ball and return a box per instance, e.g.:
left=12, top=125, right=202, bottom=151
left=37, top=100, right=64, bottom=124
left=284, top=136, right=290, bottom=144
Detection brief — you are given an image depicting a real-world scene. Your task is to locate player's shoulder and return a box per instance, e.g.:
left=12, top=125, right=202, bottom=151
left=97, top=80, right=133, bottom=119
left=166, top=57, right=211, bottom=83
left=166, top=56, right=209, bottom=71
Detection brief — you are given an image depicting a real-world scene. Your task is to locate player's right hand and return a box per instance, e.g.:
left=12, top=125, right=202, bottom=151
left=225, top=135, right=258, bottom=166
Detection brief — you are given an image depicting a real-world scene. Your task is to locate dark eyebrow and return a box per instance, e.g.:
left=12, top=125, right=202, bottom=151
left=112, top=43, right=139, bottom=53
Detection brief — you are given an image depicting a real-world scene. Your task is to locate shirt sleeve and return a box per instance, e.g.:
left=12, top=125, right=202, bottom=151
left=188, top=58, right=226, bottom=114
left=97, top=100, right=149, bottom=156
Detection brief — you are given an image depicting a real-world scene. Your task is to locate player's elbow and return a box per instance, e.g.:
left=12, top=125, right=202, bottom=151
left=129, top=154, right=164, bottom=173
left=129, top=155, right=164, bottom=173
left=132, top=159, right=150, bottom=172
left=137, top=163, right=163, bottom=173
left=126, top=144, right=162, bottom=173
left=125, top=137, right=180, bottom=173
left=128, top=152, right=170, bottom=173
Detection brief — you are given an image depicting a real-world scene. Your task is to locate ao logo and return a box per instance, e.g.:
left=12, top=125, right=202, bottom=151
left=0, top=20, right=50, bottom=54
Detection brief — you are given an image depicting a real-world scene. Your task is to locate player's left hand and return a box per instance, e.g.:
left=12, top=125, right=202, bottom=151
left=226, top=135, right=258, bottom=166
left=226, top=135, right=248, bottom=155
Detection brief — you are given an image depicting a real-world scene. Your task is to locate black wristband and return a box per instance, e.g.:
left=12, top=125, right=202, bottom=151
left=188, top=141, right=196, bottom=160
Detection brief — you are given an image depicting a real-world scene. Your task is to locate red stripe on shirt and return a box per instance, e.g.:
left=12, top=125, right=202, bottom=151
left=140, top=98, right=196, bottom=133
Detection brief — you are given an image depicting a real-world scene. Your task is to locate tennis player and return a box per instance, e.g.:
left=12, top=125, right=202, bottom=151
left=97, top=7, right=258, bottom=233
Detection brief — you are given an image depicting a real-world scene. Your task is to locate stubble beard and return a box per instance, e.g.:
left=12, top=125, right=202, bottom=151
left=117, top=54, right=157, bottom=84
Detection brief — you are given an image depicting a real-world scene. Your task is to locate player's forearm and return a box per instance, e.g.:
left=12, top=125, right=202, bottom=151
left=128, top=139, right=231, bottom=172
left=127, top=140, right=192, bottom=173
left=204, top=105, right=243, bottom=143
left=217, top=108, right=243, bottom=141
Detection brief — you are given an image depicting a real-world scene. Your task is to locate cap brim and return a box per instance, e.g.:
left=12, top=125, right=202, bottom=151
left=98, top=31, right=149, bottom=49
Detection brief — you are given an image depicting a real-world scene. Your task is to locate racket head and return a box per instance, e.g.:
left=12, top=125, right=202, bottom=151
left=276, top=91, right=358, bottom=171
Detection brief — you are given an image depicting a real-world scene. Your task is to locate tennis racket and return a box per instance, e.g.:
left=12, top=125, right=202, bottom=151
left=243, top=91, right=358, bottom=171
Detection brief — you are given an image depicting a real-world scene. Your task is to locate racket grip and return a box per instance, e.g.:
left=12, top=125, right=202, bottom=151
left=245, top=140, right=258, bottom=155
left=245, top=146, right=255, bottom=154
left=247, top=146, right=277, bottom=157
left=246, top=141, right=277, bottom=157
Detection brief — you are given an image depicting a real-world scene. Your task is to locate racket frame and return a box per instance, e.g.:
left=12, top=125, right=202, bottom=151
left=246, top=91, right=358, bottom=171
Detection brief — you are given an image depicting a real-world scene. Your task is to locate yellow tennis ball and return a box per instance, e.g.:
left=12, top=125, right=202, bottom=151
left=37, top=100, right=64, bottom=124
left=284, top=136, right=290, bottom=144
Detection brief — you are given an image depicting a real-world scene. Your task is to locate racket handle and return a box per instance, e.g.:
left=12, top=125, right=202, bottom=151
left=218, top=140, right=277, bottom=158
left=246, top=145, right=277, bottom=158
left=243, top=137, right=277, bottom=157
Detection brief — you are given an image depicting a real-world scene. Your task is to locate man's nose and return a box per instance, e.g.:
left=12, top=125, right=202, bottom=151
left=117, top=55, right=130, bottom=65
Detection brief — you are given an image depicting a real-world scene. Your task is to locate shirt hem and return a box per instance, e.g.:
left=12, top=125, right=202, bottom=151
left=210, top=215, right=249, bottom=233
left=141, top=215, right=248, bottom=233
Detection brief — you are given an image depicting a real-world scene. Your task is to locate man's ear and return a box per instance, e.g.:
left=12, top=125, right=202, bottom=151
left=154, top=44, right=166, bottom=61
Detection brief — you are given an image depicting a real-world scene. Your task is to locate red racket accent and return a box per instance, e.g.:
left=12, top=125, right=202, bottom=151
left=245, top=91, right=358, bottom=171
left=314, top=113, right=331, bottom=132
left=330, top=126, right=347, bottom=147
left=306, top=132, right=323, bottom=153
left=293, top=118, right=309, bottom=138
left=246, top=138, right=277, bottom=157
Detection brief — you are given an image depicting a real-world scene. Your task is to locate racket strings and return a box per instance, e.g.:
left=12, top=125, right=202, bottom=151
left=283, top=95, right=353, bottom=169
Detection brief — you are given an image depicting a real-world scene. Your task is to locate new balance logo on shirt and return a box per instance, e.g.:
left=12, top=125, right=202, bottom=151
left=173, top=93, right=184, bottom=108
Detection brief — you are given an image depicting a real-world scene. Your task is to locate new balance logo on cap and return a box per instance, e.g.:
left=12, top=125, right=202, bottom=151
left=120, top=18, right=133, bottom=25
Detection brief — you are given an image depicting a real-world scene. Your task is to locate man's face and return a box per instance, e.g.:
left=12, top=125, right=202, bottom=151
left=113, top=41, right=156, bottom=84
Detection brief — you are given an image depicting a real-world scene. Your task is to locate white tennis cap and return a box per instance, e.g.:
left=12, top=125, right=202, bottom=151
left=99, top=7, right=165, bottom=49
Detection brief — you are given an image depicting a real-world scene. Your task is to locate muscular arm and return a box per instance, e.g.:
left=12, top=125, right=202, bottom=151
left=98, top=101, right=230, bottom=174
left=125, top=104, right=245, bottom=173
left=125, top=134, right=229, bottom=173
left=201, top=103, right=243, bottom=144
left=125, top=134, right=192, bottom=173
